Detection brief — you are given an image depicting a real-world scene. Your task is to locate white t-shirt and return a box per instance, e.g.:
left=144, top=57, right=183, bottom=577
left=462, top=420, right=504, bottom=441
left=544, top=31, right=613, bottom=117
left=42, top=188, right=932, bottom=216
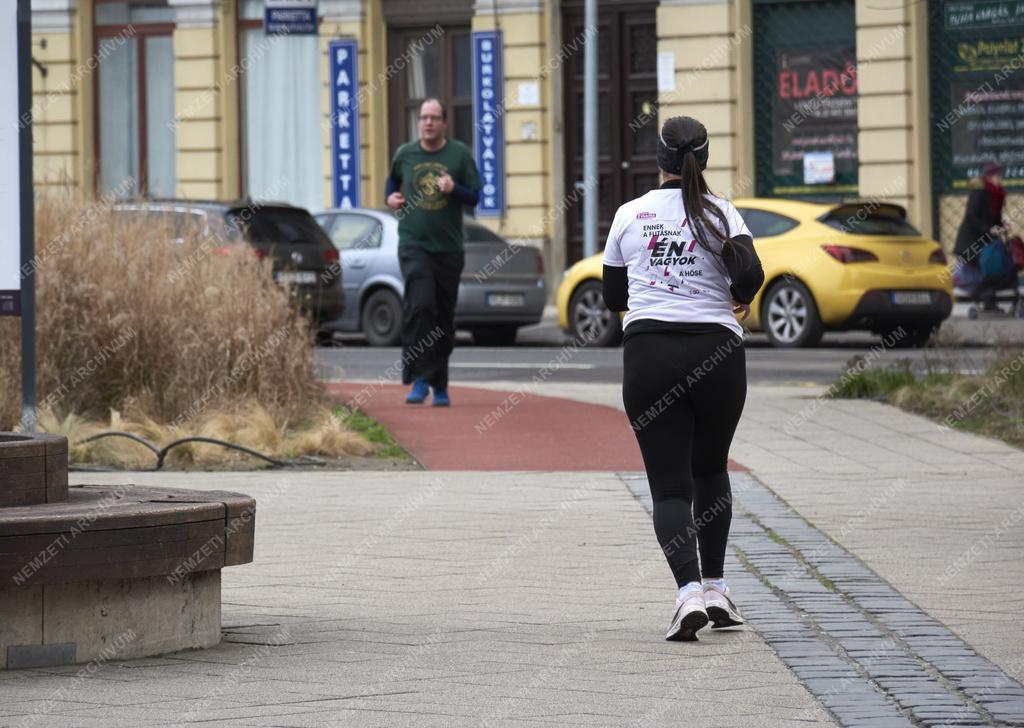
left=602, top=189, right=752, bottom=337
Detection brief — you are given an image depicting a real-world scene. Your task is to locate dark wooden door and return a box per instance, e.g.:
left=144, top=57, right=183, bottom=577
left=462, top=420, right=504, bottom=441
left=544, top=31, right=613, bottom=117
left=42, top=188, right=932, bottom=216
left=562, top=2, right=659, bottom=264
left=386, top=26, right=473, bottom=161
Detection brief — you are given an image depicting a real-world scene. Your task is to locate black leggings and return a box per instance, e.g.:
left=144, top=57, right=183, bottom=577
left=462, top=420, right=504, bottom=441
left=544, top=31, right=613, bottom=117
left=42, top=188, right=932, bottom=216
left=622, top=327, right=747, bottom=587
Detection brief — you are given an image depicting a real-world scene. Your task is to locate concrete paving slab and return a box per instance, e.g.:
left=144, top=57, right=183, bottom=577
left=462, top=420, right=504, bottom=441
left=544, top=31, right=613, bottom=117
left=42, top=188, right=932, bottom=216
left=2, top=471, right=834, bottom=727
left=499, top=380, right=1024, bottom=691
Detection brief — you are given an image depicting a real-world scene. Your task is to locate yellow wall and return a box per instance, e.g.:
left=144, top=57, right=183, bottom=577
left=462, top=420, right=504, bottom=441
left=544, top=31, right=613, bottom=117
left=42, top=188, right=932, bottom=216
left=318, top=0, right=390, bottom=211
left=30, top=0, right=976, bottom=255
left=472, top=11, right=552, bottom=253
left=855, top=0, right=930, bottom=231
left=31, top=30, right=82, bottom=193
left=174, top=23, right=226, bottom=199
left=656, top=2, right=752, bottom=199
left=319, top=18, right=365, bottom=210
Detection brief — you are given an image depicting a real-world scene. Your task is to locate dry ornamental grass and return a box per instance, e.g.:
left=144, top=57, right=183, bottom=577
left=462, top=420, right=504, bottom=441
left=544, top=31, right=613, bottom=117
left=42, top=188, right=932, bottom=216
left=0, top=193, right=375, bottom=466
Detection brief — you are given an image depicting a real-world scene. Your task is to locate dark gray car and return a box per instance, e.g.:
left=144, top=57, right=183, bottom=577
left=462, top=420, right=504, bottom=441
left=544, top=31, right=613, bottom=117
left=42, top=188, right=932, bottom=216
left=113, top=199, right=345, bottom=327
left=315, top=209, right=546, bottom=346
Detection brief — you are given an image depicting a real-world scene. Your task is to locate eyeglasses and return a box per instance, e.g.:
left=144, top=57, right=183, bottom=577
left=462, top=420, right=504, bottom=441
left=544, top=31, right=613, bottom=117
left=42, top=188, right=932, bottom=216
left=419, top=114, right=443, bottom=122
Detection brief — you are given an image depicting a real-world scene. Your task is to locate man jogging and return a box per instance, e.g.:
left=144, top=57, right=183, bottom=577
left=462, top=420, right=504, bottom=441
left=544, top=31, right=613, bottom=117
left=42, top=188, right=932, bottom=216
left=386, top=98, right=482, bottom=406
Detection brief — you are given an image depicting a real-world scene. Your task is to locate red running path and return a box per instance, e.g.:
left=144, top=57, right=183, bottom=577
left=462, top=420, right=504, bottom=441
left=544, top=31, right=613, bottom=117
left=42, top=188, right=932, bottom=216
left=329, top=382, right=746, bottom=473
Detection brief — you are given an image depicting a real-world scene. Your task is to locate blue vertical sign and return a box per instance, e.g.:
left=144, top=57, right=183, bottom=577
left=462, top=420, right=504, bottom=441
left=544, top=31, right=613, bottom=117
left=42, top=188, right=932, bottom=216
left=471, top=30, right=505, bottom=216
left=329, top=39, right=360, bottom=209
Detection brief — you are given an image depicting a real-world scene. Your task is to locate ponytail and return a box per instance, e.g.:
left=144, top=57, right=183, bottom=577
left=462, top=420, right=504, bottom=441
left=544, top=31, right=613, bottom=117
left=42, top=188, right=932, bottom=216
left=680, top=151, right=735, bottom=260
left=658, top=115, right=739, bottom=262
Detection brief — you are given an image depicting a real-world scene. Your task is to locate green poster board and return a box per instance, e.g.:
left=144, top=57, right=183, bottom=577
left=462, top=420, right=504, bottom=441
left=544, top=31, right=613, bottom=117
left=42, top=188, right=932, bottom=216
left=930, top=3, right=1024, bottom=192
left=753, top=0, right=858, bottom=198
left=945, top=1, right=1024, bottom=31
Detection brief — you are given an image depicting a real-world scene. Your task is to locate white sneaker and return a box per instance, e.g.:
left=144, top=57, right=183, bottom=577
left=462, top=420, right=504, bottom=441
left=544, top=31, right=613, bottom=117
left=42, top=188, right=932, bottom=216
left=703, top=581, right=744, bottom=629
left=666, top=589, right=709, bottom=641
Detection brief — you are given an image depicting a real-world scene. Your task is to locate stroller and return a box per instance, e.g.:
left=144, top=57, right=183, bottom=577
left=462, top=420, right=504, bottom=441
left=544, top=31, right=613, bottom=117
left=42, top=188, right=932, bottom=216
left=955, top=234, right=1024, bottom=319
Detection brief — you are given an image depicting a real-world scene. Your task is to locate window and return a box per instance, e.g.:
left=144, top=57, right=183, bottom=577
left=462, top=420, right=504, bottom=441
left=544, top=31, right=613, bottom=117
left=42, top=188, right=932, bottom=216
left=229, top=206, right=331, bottom=246
left=320, top=213, right=384, bottom=250
left=237, top=0, right=323, bottom=212
left=387, top=26, right=473, bottom=155
left=94, top=1, right=176, bottom=197
left=736, top=208, right=800, bottom=238
left=820, top=205, right=921, bottom=237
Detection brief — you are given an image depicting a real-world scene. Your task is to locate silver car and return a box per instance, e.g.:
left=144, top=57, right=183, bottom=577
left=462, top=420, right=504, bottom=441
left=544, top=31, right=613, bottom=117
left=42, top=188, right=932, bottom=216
left=315, top=209, right=546, bottom=346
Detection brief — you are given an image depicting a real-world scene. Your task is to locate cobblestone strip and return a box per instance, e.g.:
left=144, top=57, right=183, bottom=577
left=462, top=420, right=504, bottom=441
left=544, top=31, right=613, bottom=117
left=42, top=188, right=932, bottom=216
left=619, top=473, right=1024, bottom=728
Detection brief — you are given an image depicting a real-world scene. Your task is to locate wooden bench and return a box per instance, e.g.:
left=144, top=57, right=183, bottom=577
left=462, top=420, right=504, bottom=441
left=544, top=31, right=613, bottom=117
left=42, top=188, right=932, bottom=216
left=0, top=433, right=256, bottom=670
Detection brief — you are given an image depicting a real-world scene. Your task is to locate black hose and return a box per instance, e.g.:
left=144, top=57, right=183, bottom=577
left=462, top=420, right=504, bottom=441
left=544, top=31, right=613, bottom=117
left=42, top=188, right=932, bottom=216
left=155, top=436, right=289, bottom=470
left=73, top=431, right=327, bottom=471
left=78, top=431, right=161, bottom=456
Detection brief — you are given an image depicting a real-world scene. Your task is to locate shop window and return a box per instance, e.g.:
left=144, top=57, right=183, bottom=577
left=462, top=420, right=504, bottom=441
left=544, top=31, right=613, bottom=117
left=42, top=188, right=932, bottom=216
left=94, top=1, right=176, bottom=197
left=238, top=0, right=323, bottom=212
left=752, top=0, right=858, bottom=198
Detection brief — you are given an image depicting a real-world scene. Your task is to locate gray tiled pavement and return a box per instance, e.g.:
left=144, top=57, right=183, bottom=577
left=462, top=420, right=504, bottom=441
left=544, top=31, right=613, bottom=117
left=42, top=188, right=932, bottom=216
left=623, top=471, right=1024, bottom=727
left=2, top=471, right=834, bottom=728
left=3, top=380, right=1022, bottom=727
left=487, top=380, right=1024, bottom=690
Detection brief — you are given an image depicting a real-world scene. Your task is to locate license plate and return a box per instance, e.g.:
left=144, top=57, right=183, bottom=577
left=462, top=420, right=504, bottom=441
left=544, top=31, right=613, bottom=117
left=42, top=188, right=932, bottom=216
left=487, top=293, right=525, bottom=308
left=276, top=271, right=318, bottom=285
left=891, top=291, right=931, bottom=305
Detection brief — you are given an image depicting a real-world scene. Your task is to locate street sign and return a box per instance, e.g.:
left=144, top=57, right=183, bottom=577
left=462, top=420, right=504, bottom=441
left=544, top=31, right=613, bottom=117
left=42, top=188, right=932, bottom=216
left=329, top=39, right=360, bottom=210
left=1, top=4, right=21, bottom=315
left=471, top=30, right=505, bottom=217
left=265, top=0, right=317, bottom=35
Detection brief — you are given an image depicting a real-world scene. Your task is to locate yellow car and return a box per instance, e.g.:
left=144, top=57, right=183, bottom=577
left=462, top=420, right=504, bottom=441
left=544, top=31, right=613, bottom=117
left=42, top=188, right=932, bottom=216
left=557, top=198, right=953, bottom=347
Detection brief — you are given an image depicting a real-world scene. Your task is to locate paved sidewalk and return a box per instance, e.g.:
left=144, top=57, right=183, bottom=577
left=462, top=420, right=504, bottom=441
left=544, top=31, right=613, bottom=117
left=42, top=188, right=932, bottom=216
left=3, top=381, right=1021, bottom=726
left=478, top=380, right=1024, bottom=689
left=1, top=471, right=831, bottom=728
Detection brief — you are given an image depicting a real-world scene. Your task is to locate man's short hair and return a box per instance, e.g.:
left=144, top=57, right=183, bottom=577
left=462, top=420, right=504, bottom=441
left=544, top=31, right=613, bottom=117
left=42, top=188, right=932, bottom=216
left=421, top=98, right=447, bottom=121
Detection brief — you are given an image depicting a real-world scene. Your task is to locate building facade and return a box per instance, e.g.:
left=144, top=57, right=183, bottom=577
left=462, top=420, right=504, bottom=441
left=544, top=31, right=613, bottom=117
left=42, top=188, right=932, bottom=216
left=29, top=0, right=1024, bottom=284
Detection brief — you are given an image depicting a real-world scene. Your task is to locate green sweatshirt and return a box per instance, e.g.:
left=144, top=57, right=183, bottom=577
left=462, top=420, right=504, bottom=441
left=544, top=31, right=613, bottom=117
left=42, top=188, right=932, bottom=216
left=389, top=139, right=481, bottom=253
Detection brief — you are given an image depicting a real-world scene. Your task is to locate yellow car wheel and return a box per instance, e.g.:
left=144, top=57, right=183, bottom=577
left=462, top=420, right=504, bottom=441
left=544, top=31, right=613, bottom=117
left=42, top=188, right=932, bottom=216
left=568, top=280, right=622, bottom=347
left=761, top=279, right=824, bottom=348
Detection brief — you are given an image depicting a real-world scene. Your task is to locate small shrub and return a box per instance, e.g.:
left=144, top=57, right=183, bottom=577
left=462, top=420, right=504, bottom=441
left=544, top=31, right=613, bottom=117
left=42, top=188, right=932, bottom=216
left=829, top=358, right=915, bottom=399
left=0, top=193, right=323, bottom=433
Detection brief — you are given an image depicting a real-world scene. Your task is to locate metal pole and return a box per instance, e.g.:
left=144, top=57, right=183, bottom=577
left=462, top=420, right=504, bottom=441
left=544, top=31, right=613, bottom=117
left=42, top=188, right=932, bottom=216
left=18, top=0, right=36, bottom=431
left=582, top=0, right=597, bottom=259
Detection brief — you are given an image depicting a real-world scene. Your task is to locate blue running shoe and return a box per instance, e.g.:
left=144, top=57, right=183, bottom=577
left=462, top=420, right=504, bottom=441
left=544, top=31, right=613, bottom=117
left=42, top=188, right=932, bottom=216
left=406, top=378, right=429, bottom=404
left=432, top=389, right=450, bottom=407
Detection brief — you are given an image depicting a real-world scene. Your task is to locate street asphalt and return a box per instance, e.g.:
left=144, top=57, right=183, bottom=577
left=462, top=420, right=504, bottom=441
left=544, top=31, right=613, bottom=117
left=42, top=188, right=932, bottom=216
left=317, top=308, right=1022, bottom=387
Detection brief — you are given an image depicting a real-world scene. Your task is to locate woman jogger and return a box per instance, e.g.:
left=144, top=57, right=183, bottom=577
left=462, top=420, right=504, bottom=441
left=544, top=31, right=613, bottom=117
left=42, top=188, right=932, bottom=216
left=602, top=116, right=765, bottom=641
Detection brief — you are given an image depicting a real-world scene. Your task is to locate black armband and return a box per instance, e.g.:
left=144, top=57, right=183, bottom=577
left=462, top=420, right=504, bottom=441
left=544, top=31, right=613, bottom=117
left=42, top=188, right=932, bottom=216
left=723, top=234, right=765, bottom=304
left=602, top=265, right=629, bottom=312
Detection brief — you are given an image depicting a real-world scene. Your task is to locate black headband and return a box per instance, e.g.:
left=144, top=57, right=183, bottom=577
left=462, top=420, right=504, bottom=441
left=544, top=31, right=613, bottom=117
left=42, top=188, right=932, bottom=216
left=657, top=133, right=710, bottom=174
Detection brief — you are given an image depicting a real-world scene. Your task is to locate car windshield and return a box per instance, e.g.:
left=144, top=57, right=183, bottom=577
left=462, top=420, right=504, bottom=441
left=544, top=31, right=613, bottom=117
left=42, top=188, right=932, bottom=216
left=321, top=214, right=383, bottom=250
left=228, top=206, right=329, bottom=245
left=820, top=205, right=921, bottom=237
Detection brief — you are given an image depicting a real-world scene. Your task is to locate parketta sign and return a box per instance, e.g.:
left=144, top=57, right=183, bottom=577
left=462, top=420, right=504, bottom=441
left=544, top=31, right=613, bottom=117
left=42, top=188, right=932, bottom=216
left=0, top=4, right=20, bottom=315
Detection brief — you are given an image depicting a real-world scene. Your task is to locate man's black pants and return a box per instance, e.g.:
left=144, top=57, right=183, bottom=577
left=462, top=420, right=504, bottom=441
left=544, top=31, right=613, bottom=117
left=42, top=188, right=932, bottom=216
left=399, top=246, right=464, bottom=390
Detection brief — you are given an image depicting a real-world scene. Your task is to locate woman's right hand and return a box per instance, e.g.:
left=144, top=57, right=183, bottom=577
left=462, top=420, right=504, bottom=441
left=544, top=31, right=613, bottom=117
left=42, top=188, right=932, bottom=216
left=732, top=300, right=751, bottom=321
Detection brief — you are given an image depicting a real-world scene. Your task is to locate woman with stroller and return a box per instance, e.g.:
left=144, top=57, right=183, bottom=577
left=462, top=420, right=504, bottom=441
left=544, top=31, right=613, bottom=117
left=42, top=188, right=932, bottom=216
left=954, top=162, right=1016, bottom=312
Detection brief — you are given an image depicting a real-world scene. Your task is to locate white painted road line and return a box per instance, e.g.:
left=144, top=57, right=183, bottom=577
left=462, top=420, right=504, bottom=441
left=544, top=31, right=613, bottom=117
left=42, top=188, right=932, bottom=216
left=449, top=362, right=597, bottom=369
